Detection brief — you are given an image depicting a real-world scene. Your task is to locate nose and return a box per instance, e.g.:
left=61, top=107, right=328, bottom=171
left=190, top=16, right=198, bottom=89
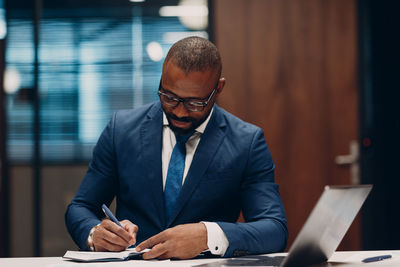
left=173, top=101, right=189, bottom=118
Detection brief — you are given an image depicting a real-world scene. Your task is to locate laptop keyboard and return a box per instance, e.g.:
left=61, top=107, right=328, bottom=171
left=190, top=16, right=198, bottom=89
left=245, top=256, right=286, bottom=266
left=226, top=256, right=286, bottom=266
left=193, top=255, right=286, bottom=267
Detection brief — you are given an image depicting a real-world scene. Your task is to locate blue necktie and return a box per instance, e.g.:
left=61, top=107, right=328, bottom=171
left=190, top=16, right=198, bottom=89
left=164, top=132, right=193, bottom=223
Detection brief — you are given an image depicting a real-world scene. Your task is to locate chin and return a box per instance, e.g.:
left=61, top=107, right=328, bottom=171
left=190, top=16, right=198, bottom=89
left=169, top=124, right=195, bottom=136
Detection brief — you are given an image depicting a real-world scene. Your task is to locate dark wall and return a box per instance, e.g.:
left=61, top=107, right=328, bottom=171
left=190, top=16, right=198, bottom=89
left=0, top=37, right=9, bottom=257
left=359, top=0, right=400, bottom=249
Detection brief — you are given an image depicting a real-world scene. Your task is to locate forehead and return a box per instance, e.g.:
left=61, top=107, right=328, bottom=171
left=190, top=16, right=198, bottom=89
left=161, top=61, right=218, bottom=98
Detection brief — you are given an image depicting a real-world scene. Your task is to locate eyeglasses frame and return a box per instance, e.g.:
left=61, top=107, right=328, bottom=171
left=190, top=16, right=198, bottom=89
left=158, top=79, right=219, bottom=112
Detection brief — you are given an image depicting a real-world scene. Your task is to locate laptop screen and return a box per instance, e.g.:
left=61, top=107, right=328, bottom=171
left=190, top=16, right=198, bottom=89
left=281, top=185, right=372, bottom=267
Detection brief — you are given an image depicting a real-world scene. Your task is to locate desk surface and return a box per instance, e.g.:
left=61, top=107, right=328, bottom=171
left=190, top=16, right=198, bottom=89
left=0, top=251, right=399, bottom=267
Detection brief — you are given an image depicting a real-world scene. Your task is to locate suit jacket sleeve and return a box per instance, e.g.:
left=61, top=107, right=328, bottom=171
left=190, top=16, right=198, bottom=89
left=217, top=127, right=288, bottom=257
left=65, top=112, right=118, bottom=250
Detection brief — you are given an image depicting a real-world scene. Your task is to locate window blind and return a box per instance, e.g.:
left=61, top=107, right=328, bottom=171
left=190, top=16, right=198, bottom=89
left=6, top=4, right=209, bottom=163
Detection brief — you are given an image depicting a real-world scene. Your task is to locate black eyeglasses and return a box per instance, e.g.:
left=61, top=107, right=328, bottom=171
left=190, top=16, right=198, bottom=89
left=158, top=80, right=217, bottom=112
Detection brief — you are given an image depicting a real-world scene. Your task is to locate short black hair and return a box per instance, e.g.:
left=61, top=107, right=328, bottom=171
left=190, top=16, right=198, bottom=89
left=164, top=36, right=222, bottom=76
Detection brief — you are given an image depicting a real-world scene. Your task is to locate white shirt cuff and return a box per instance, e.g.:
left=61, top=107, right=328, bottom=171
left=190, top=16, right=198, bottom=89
left=201, top=221, right=229, bottom=256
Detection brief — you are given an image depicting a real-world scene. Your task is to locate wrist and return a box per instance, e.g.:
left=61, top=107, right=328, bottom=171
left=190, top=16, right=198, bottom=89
left=198, top=222, right=208, bottom=251
left=87, top=224, right=99, bottom=251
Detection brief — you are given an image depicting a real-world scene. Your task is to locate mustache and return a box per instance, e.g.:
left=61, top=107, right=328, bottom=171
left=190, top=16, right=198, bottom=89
left=166, top=113, right=195, bottom=123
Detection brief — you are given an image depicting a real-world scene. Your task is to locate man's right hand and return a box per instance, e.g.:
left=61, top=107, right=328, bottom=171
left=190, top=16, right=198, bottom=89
left=92, top=219, right=138, bottom=252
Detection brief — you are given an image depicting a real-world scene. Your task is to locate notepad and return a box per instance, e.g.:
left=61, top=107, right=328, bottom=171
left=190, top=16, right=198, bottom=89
left=63, top=247, right=150, bottom=262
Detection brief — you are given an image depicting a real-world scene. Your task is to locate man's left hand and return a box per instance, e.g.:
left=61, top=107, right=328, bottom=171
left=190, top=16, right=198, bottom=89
left=136, top=223, right=208, bottom=260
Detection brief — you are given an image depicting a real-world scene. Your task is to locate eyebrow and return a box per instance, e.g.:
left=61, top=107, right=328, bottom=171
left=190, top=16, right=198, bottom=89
left=159, top=84, right=211, bottom=101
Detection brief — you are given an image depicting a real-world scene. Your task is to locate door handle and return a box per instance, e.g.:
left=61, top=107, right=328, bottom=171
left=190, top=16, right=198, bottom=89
left=335, top=140, right=360, bottom=185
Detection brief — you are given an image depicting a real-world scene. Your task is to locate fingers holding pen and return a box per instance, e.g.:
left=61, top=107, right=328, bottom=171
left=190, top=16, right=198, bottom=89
left=93, top=233, right=127, bottom=252
left=121, top=219, right=138, bottom=245
left=92, top=219, right=137, bottom=252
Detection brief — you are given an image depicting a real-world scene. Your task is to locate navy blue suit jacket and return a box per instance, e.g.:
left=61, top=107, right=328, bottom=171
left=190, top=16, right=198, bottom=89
left=65, top=102, right=288, bottom=257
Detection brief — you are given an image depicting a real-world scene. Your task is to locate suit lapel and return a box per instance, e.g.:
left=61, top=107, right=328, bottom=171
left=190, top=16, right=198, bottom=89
left=167, top=106, right=227, bottom=226
left=140, top=103, right=166, bottom=227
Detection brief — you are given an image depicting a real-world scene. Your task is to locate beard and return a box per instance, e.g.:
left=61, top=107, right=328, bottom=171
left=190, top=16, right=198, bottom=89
left=164, top=109, right=211, bottom=136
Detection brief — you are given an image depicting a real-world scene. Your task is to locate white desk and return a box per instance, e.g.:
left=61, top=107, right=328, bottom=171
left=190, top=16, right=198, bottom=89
left=0, top=251, right=399, bottom=267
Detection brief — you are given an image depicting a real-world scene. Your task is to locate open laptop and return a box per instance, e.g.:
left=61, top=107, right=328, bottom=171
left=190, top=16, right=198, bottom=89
left=194, top=185, right=372, bottom=267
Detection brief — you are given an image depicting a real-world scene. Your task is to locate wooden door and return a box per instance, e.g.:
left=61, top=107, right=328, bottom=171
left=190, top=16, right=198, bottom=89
left=213, top=0, right=359, bottom=250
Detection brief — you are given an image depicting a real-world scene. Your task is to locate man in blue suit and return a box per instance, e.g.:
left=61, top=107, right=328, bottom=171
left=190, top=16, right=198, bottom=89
left=65, top=36, right=287, bottom=259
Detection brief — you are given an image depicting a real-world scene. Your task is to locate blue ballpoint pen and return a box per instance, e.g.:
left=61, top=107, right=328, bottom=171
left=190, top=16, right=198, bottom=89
left=101, top=204, right=123, bottom=228
left=362, top=254, right=392, bottom=263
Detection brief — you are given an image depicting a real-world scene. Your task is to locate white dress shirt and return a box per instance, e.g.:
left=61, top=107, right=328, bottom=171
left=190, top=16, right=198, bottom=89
left=161, top=109, right=229, bottom=256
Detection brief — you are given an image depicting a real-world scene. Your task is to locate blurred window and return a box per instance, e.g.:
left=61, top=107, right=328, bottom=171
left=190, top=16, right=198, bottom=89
left=5, top=1, right=209, bottom=163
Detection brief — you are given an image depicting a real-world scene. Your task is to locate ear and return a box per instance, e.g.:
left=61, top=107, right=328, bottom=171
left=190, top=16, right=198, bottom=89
left=216, top=77, right=226, bottom=96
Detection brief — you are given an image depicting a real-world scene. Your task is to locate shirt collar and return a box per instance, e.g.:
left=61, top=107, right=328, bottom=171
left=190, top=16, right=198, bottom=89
left=162, top=107, right=214, bottom=134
